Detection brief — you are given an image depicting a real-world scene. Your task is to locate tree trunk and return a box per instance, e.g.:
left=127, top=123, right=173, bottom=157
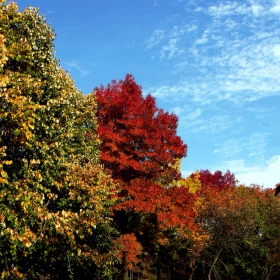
left=123, top=269, right=129, bottom=280
left=156, top=265, right=161, bottom=280
left=208, top=249, right=222, bottom=280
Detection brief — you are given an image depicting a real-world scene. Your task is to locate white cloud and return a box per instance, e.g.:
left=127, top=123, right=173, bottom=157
left=186, top=24, right=197, bottom=32
left=146, top=29, right=165, bottom=49
left=194, top=6, right=203, bottom=12
left=147, top=83, right=197, bottom=101
left=224, top=155, right=280, bottom=188
left=145, top=24, right=197, bottom=59
left=251, top=4, right=263, bottom=16
left=170, top=105, right=202, bottom=119
left=172, top=106, right=184, bottom=115
left=160, top=38, right=183, bottom=59
left=180, top=114, right=244, bottom=136
left=187, top=108, right=201, bottom=120
left=270, top=4, right=280, bottom=13
left=145, top=0, right=280, bottom=104
left=147, top=85, right=176, bottom=99
left=195, top=36, right=208, bottom=45
left=144, top=0, right=280, bottom=190
left=223, top=18, right=237, bottom=30
left=208, top=2, right=250, bottom=17
left=272, top=44, right=280, bottom=57
left=65, top=61, right=90, bottom=77
left=213, top=132, right=269, bottom=161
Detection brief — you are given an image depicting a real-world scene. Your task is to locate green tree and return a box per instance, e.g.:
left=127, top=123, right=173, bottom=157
left=0, top=1, right=117, bottom=278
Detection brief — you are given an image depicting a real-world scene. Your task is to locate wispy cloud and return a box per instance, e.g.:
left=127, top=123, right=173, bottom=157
left=213, top=132, right=269, bottom=161
left=207, top=2, right=252, bottom=17
left=145, top=0, right=280, bottom=104
left=46, top=10, right=54, bottom=15
left=145, top=29, right=165, bottom=49
left=160, top=38, right=184, bottom=59
left=181, top=114, right=244, bottom=136
left=144, top=0, right=280, bottom=187
left=146, top=24, right=196, bottom=59
left=186, top=108, right=202, bottom=120
left=65, top=61, right=90, bottom=77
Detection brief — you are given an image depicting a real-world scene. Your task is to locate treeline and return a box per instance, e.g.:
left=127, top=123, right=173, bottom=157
left=0, top=1, right=279, bottom=279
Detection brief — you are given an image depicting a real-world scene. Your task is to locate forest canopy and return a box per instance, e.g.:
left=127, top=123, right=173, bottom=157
left=0, top=1, right=280, bottom=279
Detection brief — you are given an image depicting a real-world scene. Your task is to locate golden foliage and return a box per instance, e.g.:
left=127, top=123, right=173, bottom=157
left=0, top=1, right=117, bottom=277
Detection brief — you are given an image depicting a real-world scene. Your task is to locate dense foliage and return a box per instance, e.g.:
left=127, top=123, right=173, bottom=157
left=1, top=1, right=280, bottom=279
left=0, top=1, right=117, bottom=278
left=95, top=74, right=187, bottom=187
left=95, top=75, right=200, bottom=279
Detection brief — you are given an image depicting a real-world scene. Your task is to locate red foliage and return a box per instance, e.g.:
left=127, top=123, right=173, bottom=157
left=95, top=74, right=187, bottom=187
left=192, top=169, right=236, bottom=192
left=116, top=233, right=142, bottom=270
left=95, top=74, right=194, bottom=271
left=115, top=178, right=198, bottom=230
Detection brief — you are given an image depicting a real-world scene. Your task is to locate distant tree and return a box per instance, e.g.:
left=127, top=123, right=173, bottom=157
left=193, top=169, right=236, bottom=192
left=0, top=1, right=117, bottom=278
left=274, top=182, right=280, bottom=196
left=188, top=169, right=280, bottom=280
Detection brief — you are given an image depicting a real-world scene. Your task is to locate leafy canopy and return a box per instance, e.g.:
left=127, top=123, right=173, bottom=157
left=95, top=74, right=187, bottom=188
left=0, top=1, right=117, bottom=278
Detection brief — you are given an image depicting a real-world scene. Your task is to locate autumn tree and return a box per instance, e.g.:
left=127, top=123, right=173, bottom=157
left=95, top=75, right=199, bottom=279
left=187, top=170, right=280, bottom=280
left=95, top=74, right=187, bottom=187
left=233, top=185, right=280, bottom=280
left=187, top=170, right=240, bottom=278
left=0, top=1, right=117, bottom=278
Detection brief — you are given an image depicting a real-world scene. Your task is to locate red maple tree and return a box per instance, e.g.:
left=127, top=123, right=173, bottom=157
left=95, top=74, right=192, bottom=277
left=95, top=74, right=187, bottom=188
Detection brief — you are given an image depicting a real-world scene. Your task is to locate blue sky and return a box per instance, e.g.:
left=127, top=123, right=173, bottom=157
left=17, top=0, right=280, bottom=188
